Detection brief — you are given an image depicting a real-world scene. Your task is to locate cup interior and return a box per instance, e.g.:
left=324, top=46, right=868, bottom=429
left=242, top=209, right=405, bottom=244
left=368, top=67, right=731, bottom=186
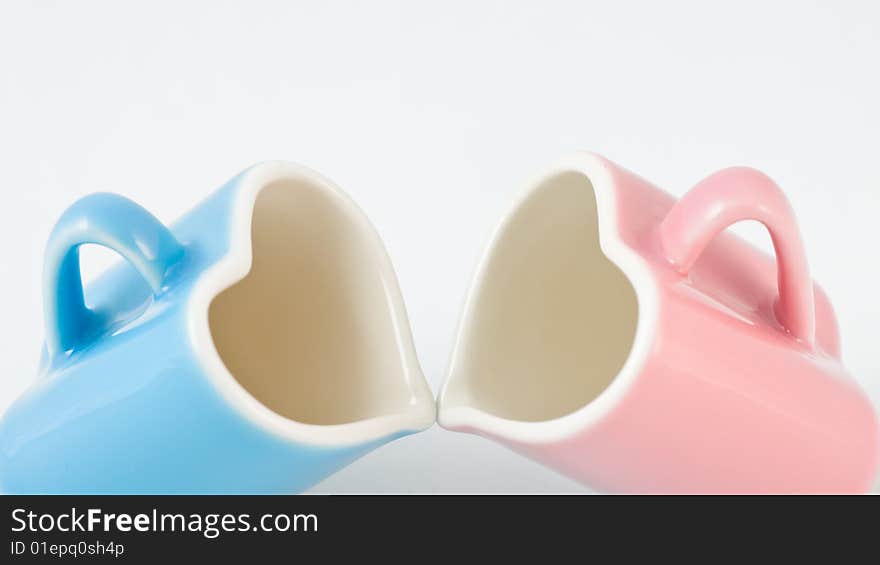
left=444, top=172, right=638, bottom=422
left=208, top=178, right=417, bottom=426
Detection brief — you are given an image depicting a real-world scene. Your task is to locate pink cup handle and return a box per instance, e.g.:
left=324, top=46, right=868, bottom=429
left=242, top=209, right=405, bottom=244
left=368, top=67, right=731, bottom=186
left=658, top=167, right=816, bottom=347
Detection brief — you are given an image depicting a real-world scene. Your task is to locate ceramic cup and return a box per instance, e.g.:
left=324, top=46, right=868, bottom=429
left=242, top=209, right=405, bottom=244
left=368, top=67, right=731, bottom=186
left=438, top=151, right=879, bottom=493
left=0, top=162, right=435, bottom=493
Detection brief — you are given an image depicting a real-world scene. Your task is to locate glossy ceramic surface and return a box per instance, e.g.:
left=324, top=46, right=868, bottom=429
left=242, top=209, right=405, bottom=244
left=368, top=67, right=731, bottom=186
left=438, top=151, right=879, bottom=493
left=0, top=162, right=435, bottom=493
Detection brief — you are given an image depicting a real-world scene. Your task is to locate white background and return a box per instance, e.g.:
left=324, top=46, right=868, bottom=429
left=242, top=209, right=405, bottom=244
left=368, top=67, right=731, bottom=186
left=1, top=1, right=879, bottom=493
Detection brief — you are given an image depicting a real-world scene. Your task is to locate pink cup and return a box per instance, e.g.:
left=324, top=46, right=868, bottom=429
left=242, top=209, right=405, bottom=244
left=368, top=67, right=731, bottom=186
left=438, top=151, right=879, bottom=493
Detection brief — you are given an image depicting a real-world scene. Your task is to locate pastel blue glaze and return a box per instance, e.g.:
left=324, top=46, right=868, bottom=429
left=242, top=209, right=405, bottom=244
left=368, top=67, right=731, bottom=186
left=0, top=169, right=416, bottom=493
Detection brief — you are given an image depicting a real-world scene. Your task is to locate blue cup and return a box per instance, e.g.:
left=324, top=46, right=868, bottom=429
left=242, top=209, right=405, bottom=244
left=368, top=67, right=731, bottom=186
left=0, top=162, right=435, bottom=493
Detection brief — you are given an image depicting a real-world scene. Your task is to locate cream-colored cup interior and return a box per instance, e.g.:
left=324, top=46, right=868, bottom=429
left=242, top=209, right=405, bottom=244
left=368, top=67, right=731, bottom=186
left=208, top=179, right=415, bottom=425
left=445, top=172, right=638, bottom=422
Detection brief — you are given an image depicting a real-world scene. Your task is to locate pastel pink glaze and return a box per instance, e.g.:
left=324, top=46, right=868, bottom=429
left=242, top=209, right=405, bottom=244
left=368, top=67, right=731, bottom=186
left=442, top=153, right=879, bottom=493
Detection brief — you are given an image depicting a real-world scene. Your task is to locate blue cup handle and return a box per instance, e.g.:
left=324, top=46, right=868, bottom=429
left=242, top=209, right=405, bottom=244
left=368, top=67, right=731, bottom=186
left=43, top=193, right=185, bottom=363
